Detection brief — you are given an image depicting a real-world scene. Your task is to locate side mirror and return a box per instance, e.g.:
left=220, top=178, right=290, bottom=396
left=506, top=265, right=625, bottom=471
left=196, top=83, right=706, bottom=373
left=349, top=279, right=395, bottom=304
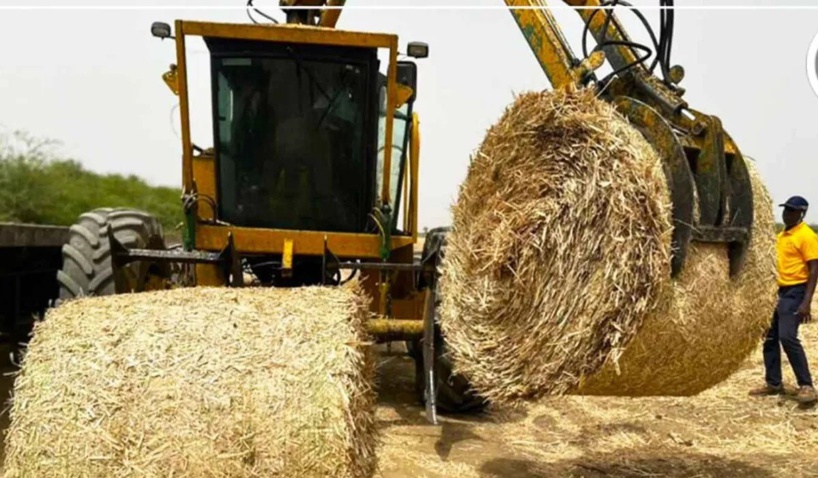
left=151, top=21, right=174, bottom=40
left=407, top=42, right=429, bottom=59
left=396, top=62, right=417, bottom=101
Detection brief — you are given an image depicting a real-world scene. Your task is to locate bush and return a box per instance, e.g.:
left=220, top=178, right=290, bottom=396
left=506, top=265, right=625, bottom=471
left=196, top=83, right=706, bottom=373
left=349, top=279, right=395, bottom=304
left=0, top=130, right=183, bottom=236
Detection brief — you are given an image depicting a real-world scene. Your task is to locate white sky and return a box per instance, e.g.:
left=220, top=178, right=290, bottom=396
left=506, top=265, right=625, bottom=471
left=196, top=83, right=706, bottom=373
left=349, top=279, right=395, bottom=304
left=1, top=0, right=818, bottom=228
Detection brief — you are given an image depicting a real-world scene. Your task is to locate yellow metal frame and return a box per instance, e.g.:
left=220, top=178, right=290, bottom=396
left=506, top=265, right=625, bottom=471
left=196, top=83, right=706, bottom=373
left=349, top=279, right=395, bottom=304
left=172, top=20, right=416, bottom=257
left=197, top=225, right=414, bottom=258
left=405, top=112, right=420, bottom=241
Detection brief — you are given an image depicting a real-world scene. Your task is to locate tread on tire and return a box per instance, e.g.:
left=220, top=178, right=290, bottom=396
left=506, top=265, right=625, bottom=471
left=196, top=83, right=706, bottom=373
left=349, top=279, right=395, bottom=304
left=57, top=207, right=164, bottom=302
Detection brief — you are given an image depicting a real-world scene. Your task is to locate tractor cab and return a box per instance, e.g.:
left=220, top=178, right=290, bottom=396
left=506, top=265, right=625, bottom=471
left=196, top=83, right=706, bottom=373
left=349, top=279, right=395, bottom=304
left=205, top=37, right=417, bottom=235
left=150, top=21, right=427, bottom=286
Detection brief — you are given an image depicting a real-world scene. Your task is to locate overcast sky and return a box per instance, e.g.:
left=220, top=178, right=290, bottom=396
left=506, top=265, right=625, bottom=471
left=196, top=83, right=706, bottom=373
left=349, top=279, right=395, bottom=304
left=1, top=0, right=817, bottom=228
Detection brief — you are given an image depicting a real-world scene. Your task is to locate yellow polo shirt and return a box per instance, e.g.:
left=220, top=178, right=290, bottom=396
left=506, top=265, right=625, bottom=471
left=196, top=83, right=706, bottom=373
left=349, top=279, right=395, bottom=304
left=776, top=222, right=818, bottom=286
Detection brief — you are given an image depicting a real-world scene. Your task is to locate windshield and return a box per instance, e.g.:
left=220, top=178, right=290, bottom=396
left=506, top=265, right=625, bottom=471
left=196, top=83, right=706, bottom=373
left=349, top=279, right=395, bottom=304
left=207, top=39, right=377, bottom=233
left=375, top=83, right=411, bottom=232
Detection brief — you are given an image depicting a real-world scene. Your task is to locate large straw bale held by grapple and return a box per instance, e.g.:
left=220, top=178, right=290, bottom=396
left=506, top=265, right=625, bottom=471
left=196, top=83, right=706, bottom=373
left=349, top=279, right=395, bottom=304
left=3, top=286, right=378, bottom=478
left=439, top=87, right=673, bottom=404
left=575, top=163, right=776, bottom=396
left=439, top=86, right=775, bottom=405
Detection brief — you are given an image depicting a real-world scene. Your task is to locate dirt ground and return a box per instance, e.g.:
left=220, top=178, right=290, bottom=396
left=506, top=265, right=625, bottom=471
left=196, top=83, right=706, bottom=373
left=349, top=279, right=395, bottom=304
left=1, top=309, right=816, bottom=477
left=372, top=327, right=818, bottom=478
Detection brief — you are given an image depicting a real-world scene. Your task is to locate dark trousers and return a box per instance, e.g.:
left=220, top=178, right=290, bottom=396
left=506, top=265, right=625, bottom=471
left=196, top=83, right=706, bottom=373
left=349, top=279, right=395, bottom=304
left=763, top=283, right=813, bottom=387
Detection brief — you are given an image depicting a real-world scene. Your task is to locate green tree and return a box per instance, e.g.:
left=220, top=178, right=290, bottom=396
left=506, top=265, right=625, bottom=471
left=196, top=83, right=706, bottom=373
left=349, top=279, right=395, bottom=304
left=0, top=130, right=183, bottom=237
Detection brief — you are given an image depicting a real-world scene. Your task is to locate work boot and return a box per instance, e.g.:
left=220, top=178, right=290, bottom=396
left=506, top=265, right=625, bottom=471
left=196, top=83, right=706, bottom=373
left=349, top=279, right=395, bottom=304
left=795, top=386, right=818, bottom=404
left=748, top=383, right=784, bottom=396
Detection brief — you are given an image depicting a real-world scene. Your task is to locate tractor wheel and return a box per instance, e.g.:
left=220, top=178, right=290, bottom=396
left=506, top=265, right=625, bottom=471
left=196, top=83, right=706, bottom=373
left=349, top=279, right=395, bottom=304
left=57, top=207, right=165, bottom=302
left=411, top=227, right=488, bottom=414
left=412, top=327, right=488, bottom=414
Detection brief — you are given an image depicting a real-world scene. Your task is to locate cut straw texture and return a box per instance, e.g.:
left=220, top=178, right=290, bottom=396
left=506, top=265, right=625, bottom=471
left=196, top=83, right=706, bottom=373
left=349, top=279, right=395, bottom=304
left=438, top=86, right=674, bottom=404
left=575, top=161, right=776, bottom=395
left=439, top=86, right=776, bottom=405
left=3, top=286, right=378, bottom=478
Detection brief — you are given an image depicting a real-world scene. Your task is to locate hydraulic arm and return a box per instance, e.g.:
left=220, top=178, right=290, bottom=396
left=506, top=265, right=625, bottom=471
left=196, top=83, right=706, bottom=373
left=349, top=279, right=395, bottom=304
left=506, top=0, right=754, bottom=278
left=277, top=0, right=346, bottom=27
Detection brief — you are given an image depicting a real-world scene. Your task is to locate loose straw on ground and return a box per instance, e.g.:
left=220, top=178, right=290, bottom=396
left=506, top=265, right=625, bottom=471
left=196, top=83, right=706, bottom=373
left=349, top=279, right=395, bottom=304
left=3, top=286, right=378, bottom=478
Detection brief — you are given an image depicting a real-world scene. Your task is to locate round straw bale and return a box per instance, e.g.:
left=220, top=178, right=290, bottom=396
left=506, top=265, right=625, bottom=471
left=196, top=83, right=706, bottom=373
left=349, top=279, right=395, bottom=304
left=438, top=87, right=674, bottom=404
left=574, top=161, right=776, bottom=396
left=3, top=286, right=377, bottom=478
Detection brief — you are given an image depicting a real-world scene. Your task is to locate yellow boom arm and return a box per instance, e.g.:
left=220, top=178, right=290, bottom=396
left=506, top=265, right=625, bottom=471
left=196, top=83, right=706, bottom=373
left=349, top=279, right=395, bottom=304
left=504, top=0, right=606, bottom=88
left=279, top=0, right=346, bottom=27
left=508, top=0, right=755, bottom=279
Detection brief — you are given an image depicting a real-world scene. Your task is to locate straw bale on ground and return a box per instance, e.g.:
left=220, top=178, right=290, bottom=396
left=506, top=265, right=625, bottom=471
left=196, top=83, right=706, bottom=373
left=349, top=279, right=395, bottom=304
left=438, top=87, right=674, bottom=404
left=575, top=162, right=776, bottom=395
left=439, top=86, right=774, bottom=405
left=3, top=286, right=377, bottom=478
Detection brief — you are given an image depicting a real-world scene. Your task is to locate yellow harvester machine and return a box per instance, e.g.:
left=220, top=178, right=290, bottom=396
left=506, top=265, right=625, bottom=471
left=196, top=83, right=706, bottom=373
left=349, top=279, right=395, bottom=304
left=53, top=0, right=755, bottom=424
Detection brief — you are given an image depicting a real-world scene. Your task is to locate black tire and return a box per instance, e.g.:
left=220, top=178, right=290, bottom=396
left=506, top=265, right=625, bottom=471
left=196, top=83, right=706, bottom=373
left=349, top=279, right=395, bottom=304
left=412, top=227, right=488, bottom=414
left=412, top=331, right=489, bottom=414
left=57, top=207, right=164, bottom=301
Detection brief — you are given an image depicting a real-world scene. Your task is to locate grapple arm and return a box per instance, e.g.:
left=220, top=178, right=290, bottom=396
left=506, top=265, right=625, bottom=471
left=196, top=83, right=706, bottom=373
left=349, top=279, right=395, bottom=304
left=507, top=0, right=755, bottom=277
left=505, top=0, right=606, bottom=88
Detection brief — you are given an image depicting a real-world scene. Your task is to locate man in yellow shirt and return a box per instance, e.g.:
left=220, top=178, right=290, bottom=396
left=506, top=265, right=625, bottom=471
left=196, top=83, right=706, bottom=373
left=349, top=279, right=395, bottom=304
left=750, top=196, right=818, bottom=403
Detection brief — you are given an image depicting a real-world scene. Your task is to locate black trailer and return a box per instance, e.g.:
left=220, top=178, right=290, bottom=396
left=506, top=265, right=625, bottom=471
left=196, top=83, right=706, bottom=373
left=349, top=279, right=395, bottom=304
left=0, top=223, right=67, bottom=344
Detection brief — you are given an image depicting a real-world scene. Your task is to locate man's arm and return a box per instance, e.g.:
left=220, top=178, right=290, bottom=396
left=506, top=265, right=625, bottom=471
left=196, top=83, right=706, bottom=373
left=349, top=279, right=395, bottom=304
left=798, top=260, right=818, bottom=322
left=797, top=230, right=818, bottom=322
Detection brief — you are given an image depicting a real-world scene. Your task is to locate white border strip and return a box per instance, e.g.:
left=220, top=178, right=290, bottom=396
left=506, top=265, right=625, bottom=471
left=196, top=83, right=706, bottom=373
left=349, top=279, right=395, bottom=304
left=808, top=31, right=818, bottom=98
left=4, top=5, right=818, bottom=11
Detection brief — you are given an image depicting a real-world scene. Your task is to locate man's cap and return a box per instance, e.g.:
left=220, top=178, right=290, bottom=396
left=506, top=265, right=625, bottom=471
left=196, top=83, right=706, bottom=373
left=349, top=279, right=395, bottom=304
left=779, top=195, right=809, bottom=211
